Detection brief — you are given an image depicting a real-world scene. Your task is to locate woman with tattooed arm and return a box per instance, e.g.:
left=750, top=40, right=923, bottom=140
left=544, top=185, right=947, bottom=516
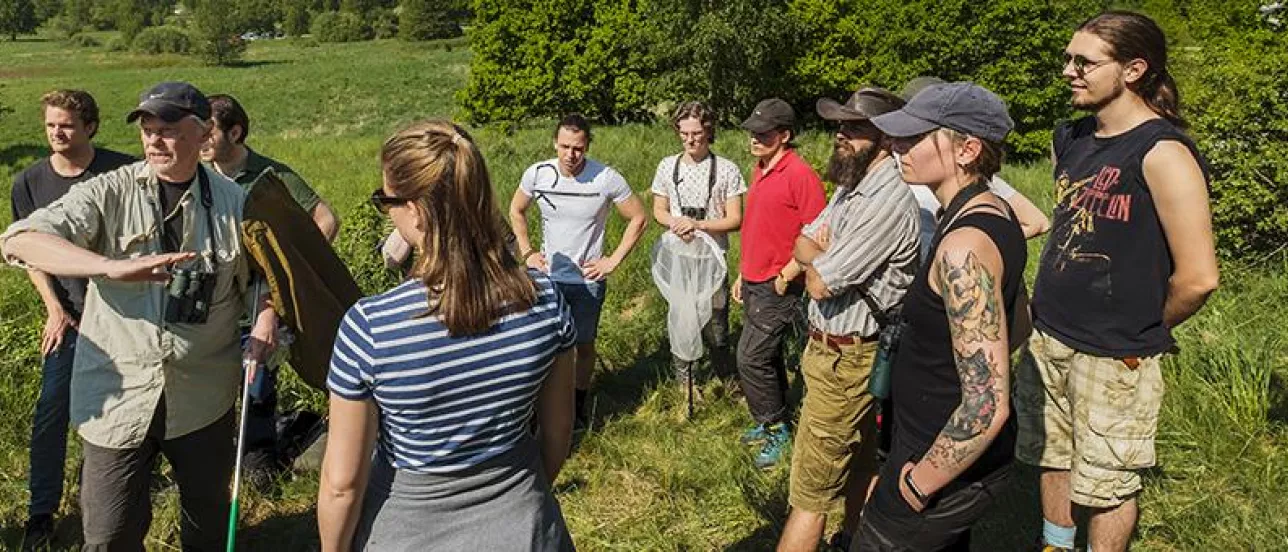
left=849, top=82, right=1029, bottom=551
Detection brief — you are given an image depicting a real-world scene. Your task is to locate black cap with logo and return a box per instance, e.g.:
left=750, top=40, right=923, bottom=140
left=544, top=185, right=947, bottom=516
left=740, top=98, right=796, bottom=134
left=125, top=82, right=211, bottom=124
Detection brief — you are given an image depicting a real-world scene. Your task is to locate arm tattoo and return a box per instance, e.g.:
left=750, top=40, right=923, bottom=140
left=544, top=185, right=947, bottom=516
left=922, top=248, right=1005, bottom=472
left=938, top=250, right=1001, bottom=344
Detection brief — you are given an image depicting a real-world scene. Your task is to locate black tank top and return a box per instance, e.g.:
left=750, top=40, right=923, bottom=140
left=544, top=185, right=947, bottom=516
left=1033, top=117, right=1209, bottom=357
left=889, top=195, right=1027, bottom=484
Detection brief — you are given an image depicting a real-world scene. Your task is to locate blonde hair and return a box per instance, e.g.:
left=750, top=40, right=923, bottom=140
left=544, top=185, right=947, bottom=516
left=40, top=89, right=100, bottom=137
left=381, top=120, right=535, bottom=336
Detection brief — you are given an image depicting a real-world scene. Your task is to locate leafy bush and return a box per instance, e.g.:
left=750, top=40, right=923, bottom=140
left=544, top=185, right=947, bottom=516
left=106, top=35, right=128, bottom=51
left=282, top=3, right=310, bottom=37
left=461, top=0, right=1093, bottom=159
left=131, top=25, right=192, bottom=54
left=371, top=7, right=398, bottom=39
left=786, top=0, right=1096, bottom=160
left=398, top=0, right=463, bottom=41
left=65, top=33, right=100, bottom=47
left=1179, top=29, right=1288, bottom=258
left=190, top=0, right=247, bottom=65
left=310, top=10, right=372, bottom=42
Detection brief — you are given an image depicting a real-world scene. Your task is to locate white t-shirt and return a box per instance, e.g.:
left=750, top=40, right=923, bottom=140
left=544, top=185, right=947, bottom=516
left=649, top=153, right=747, bottom=250
left=912, top=175, right=1018, bottom=260
left=519, top=158, right=634, bottom=283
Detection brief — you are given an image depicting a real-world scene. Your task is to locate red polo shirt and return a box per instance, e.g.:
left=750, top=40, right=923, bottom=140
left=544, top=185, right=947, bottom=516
left=740, top=148, right=826, bottom=282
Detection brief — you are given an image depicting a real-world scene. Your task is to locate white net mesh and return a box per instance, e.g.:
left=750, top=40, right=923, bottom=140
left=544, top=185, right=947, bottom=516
left=651, top=232, right=728, bottom=361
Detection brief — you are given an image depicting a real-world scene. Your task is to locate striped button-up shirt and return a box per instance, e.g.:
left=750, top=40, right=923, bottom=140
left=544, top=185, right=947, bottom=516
left=802, top=157, right=920, bottom=337
left=1, top=162, right=251, bottom=448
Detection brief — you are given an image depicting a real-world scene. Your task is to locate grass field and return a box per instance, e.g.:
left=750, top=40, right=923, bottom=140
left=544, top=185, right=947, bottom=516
left=1, top=34, right=1286, bottom=551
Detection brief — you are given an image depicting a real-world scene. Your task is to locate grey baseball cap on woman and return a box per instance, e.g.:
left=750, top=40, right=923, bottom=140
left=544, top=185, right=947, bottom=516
left=870, top=82, right=1014, bottom=143
left=125, top=82, right=211, bottom=123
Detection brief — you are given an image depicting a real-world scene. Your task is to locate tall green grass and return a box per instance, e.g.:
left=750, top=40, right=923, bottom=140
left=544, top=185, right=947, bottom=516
left=0, top=34, right=1284, bottom=551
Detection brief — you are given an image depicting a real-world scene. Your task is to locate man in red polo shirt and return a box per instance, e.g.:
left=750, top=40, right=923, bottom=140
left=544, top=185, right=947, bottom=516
left=733, top=98, right=827, bottom=469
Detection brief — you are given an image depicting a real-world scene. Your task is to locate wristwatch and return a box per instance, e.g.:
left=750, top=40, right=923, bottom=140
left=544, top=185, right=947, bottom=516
left=521, top=249, right=540, bottom=260
left=903, top=466, right=933, bottom=508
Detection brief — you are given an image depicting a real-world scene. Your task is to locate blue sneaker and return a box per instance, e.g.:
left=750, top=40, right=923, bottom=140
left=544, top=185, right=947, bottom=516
left=740, top=423, right=771, bottom=446
left=753, top=423, right=790, bottom=469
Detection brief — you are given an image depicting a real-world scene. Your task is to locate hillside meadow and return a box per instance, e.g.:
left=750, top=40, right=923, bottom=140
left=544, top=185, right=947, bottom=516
left=0, top=34, right=1285, bottom=551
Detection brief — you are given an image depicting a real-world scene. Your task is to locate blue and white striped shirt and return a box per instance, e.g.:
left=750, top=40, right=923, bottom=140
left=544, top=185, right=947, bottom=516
left=327, top=272, right=577, bottom=473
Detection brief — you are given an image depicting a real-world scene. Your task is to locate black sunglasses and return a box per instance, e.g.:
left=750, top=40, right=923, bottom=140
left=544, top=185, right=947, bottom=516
left=838, top=121, right=876, bottom=138
left=370, top=188, right=413, bottom=213
left=1062, top=53, right=1112, bottom=77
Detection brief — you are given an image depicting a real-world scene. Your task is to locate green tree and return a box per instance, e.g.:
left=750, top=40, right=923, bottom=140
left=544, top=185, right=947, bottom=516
left=281, top=0, right=310, bottom=36
left=190, top=0, right=246, bottom=65
left=398, top=0, right=460, bottom=41
left=0, top=0, right=39, bottom=40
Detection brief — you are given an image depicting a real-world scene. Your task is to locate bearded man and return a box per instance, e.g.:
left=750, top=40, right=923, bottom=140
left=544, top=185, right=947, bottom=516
left=778, top=87, right=922, bottom=551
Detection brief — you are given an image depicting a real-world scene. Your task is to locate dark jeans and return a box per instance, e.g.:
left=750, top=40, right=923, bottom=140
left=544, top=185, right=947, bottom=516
left=80, top=401, right=235, bottom=551
left=736, top=278, right=803, bottom=425
left=851, top=461, right=1013, bottom=551
left=29, top=328, right=77, bottom=517
left=240, top=331, right=278, bottom=456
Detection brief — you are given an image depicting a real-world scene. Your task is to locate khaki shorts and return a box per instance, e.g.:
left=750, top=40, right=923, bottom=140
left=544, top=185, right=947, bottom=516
left=1014, top=329, right=1165, bottom=508
left=789, top=336, right=879, bottom=513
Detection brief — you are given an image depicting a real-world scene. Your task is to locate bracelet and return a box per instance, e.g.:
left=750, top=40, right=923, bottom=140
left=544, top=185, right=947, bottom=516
left=903, top=466, right=932, bottom=507
left=522, top=249, right=540, bottom=260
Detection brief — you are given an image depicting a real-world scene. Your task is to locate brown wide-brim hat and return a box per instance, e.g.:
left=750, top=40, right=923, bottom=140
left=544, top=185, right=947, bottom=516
left=816, top=87, right=905, bottom=122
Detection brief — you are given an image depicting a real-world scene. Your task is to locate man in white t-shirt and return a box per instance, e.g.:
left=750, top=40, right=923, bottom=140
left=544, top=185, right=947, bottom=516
left=650, top=101, right=748, bottom=389
left=509, top=114, right=648, bottom=429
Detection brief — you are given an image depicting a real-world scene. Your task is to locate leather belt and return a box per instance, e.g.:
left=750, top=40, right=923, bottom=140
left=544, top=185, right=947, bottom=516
left=808, top=327, right=877, bottom=350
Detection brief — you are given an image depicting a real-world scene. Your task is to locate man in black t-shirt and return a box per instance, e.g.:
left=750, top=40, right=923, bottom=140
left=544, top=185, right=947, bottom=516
left=1016, top=12, right=1219, bottom=552
left=9, top=89, right=135, bottom=549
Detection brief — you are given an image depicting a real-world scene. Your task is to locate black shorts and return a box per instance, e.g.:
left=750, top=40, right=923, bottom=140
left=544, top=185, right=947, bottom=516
left=851, top=462, right=1013, bottom=552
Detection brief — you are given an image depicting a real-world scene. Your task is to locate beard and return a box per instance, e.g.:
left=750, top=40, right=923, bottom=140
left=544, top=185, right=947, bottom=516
left=1071, top=79, right=1127, bottom=112
left=826, top=140, right=880, bottom=190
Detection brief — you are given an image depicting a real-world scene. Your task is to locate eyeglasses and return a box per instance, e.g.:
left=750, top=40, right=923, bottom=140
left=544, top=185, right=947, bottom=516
left=838, top=122, right=874, bottom=139
left=1062, top=53, right=1112, bottom=77
left=370, top=187, right=413, bottom=213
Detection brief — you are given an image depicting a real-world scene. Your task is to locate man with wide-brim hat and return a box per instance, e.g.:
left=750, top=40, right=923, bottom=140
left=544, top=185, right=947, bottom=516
left=1, top=81, right=278, bottom=551
left=732, top=98, right=827, bottom=471
left=777, top=86, right=921, bottom=552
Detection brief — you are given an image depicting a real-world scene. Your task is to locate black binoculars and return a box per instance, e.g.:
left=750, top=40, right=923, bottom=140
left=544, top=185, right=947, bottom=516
left=164, top=268, right=215, bottom=324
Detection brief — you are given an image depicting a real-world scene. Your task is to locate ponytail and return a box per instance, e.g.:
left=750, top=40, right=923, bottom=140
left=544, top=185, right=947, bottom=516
left=1143, top=69, right=1187, bottom=129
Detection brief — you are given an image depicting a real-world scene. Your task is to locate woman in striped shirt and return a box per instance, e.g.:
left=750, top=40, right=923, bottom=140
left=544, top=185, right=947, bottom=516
left=318, top=120, right=578, bottom=551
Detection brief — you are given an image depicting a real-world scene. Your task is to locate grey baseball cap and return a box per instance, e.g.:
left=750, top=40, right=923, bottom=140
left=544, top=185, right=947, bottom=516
left=125, top=81, right=211, bottom=123
left=741, top=98, right=795, bottom=133
left=816, top=87, right=905, bottom=122
left=871, top=82, right=1014, bottom=143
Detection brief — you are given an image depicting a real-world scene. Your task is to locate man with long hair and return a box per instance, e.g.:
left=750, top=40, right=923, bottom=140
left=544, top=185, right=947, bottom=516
left=1016, top=11, right=1219, bottom=552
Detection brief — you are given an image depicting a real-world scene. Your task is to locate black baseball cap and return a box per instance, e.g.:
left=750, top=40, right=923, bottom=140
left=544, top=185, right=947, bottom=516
left=125, top=82, right=211, bottom=124
left=871, top=82, right=1014, bottom=144
left=816, top=87, right=905, bottom=122
left=740, top=98, right=795, bottom=134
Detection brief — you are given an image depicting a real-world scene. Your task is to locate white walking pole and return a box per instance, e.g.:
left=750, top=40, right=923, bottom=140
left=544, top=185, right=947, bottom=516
left=227, top=280, right=264, bottom=551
